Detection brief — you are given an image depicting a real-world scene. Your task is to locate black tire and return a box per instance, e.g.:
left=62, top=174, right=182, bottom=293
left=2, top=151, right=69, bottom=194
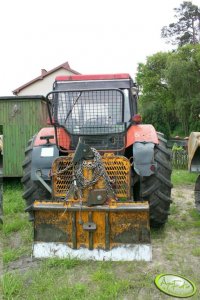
left=21, top=136, right=51, bottom=220
left=194, top=175, right=200, bottom=213
left=141, top=133, right=173, bottom=228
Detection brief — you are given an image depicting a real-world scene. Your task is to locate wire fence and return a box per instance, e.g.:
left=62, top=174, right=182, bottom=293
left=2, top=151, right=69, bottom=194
left=172, top=150, right=188, bottom=170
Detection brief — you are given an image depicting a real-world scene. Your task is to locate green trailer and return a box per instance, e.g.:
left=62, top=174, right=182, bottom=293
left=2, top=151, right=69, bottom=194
left=0, top=96, right=47, bottom=177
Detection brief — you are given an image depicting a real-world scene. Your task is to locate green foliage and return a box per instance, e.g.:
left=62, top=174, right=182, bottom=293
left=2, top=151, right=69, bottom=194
left=141, top=101, right=171, bottom=138
left=161, top=1, right=200, bottom=46
left=136, top=44, right=200, bottom=137
left=137, top=52, right=173, bottom=137
left=165, top=44, right=200, bottom=135
left=189, top=93, right=200, bottom=132
left=172, top=143, right=184, bottom=151
left=137, top=2, right=200, bottom=137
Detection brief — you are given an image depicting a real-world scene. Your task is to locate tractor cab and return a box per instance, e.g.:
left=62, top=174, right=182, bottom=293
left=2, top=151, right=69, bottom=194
left=47, top=74, right=138, bottom=152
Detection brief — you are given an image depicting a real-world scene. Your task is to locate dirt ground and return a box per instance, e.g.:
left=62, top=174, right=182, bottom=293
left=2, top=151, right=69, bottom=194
left=3, top=185, right=200, bottom=299
left=152, top=185, right=200, bottom=273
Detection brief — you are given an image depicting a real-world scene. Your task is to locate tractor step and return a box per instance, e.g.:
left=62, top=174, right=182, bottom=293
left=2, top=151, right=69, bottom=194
left=32, top=201, right=152, bottom=261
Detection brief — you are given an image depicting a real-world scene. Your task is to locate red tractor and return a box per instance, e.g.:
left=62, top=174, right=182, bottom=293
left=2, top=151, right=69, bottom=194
left=22, top=74, right=172, bottom=260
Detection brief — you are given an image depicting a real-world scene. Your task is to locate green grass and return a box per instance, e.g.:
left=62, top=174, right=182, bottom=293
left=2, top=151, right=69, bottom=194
left=2, top=176, right=200, bottom=300
left=44, top=257, right=83, bottom=269
left=169, top=202, right=179, bottom=215
left=11, top=261, right=132, bottom=300
left=151, top=227, right=166, bottom=239
left=26, top=261, right=90, bottom=300
left=168, top=214, right=200, bottom=230
left=3, top=180, right=32, bottom=267
left=192, top=247, right=200, bottom=257
left=92, top=277, right=130, bottom=299
left=2, top=272, right=23, bottom=299
left=3, top=216, right=29, bottom=235
left=172, top=169, right=198, bottom=186
left=3, top=247, right=29, bottom=264
left=90, top=265, right=132, bottom=299
left=189, top=208, right=200, bottom=220
left=3, top=180, right=25, bottom=215
left=52, top=284, right=88, bottom=300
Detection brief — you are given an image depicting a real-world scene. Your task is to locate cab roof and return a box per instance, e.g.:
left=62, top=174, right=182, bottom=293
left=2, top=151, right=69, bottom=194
left=55, top=74, right=131, bottom=81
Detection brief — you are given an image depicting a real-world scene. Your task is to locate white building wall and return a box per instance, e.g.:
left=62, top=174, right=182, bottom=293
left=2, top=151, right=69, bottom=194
left=17, top=69, right=75, bottom=96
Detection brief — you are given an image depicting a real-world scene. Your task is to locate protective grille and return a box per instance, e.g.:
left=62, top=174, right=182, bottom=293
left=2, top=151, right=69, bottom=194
left=69, top=133, right=125, bottom=150
left=52, top=155, right=130, bottom=200
left=52, top=157, right=73, bottom=197
left=49, top=90, right=125, bottom=135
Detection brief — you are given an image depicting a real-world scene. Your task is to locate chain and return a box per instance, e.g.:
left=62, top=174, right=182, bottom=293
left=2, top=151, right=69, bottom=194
left=92, top=148, right=116, bottom=198
left=77, top=148, right=116, bottom=198
left=65, top=147, right=116, bottom=202
left=62, top=148, right=117, bottom=224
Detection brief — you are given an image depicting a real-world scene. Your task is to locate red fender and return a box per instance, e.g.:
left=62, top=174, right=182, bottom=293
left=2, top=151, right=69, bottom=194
left=126, top=124, right=159, bottom=148
left=33, top=127, right=70, bottom=150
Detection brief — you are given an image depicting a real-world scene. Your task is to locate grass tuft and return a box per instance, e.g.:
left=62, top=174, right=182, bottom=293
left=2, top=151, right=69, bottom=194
left=91, top=266, right=131, bottom=299
left=92, top=268, right=114, bottom=282
left=168, top=218, right=200, bottom=230
left=3, top=247, right=29, bottom=264
left=53, top=284, right=87, bottom=300
left=2, top=272, right=23, bottom=299
left=151, top=227, right=166, bottom=239
left=192, top=247, right=200, bottom=257
left=170, top=203, right=179, bottom=215
left=3, top=216, right=28, bottom=235
left=44, top=257, right=83, bottom=269
left=189, top=209, right=200, bottom=220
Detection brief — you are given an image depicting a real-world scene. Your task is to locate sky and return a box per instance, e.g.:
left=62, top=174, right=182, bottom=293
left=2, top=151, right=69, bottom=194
left=0, top=0, right=199, bottom=95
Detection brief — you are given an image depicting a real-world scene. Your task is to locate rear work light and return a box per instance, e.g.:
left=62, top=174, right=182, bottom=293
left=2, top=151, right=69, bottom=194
left=132, top=114, right=142, bottom=124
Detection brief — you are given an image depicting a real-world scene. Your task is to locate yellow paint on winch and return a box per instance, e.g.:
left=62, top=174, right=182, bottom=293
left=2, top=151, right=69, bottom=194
left=52, top=153, right=131, bottom=200
left=33, top=201, right=150, bottom=249
left=35, top=153, right=150, bottom=250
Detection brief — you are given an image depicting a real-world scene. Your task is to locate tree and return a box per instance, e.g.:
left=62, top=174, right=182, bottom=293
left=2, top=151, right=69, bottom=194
left=136, top=52, right=175, bottom=138
left=136, top=45, right=200, bottom=137
left=136, top=2, right=200, bottom=137
left=161, top=1, right=200, bottom=46
left=165, top=44, right=200, bottom=134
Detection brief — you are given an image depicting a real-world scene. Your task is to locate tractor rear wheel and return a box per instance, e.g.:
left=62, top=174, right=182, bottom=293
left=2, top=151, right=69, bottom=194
left=141, top=134, right=173, bottom=228
left=21, top=136, right=51, bottom=220
left=194, top=175, right=200, bottom=213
